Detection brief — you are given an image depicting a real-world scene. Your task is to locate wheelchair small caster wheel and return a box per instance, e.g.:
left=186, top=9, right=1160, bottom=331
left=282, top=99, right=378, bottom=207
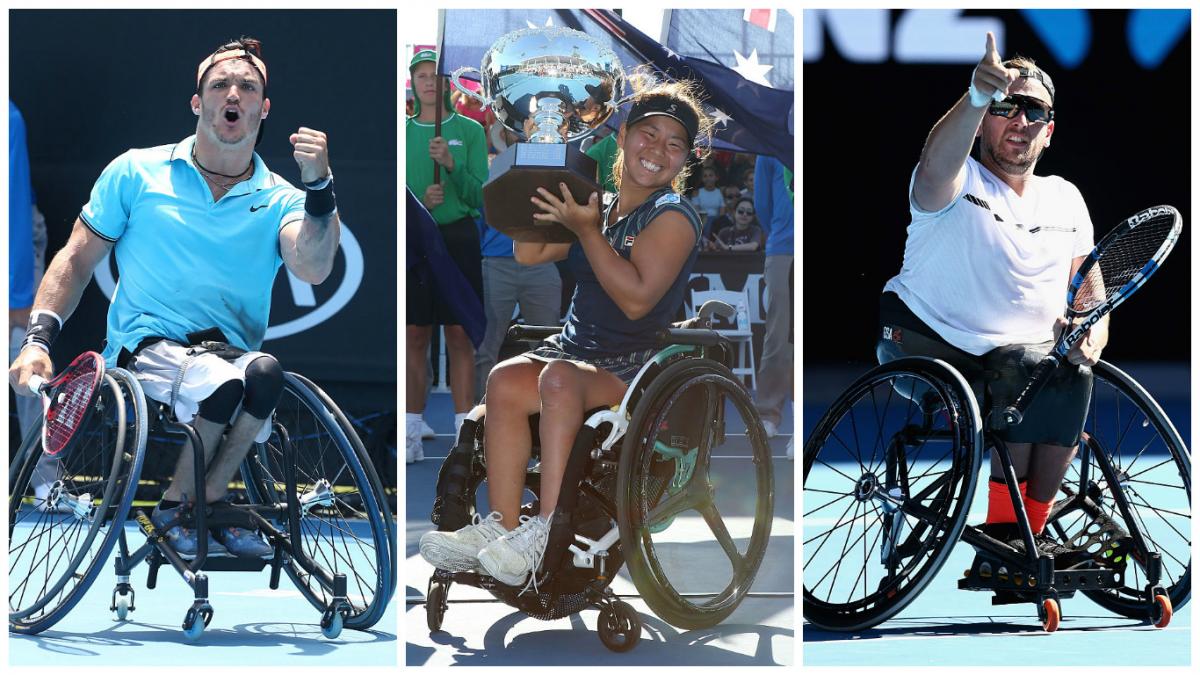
left=1039, top=597, right=1060, bottom=633
left=114, top=594, right=133, bottom=621
left=1151, top=593, right=1173, bottom=628
left=598, top=600, right=641, bottom=652
left=320, top=609, right=345, bottom=639
left=183, top=603, right=213, bottom=641
left=427, top=580, right=449, bottom=632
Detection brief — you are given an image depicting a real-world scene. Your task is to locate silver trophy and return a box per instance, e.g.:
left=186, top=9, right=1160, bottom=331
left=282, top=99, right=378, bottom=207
left=452, top=27, right=625, bottom=242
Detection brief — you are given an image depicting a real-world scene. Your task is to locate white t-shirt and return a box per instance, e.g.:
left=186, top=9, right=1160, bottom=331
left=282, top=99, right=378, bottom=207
left=690, top=186, right=724, bottom=222
left=883, top=156, right=1094, bottom=355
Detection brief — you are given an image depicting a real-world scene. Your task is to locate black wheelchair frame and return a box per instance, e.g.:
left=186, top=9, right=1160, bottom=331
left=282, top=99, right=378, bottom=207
left=425, top=309, right=776, bottom=652
left=9, top=367, right=396, bottom=640
left=803, top=356, right=1189, bottom=633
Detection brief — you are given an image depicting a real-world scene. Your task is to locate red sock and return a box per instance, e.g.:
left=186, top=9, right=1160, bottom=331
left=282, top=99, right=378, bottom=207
left=986, top=478, right=1028, bottom=524
left=1025, top=496, right=1053, bottom=534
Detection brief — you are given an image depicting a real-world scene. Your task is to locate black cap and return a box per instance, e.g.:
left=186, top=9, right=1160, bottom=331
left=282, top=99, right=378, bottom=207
left=626, top=94, right=700, bottom=148
left=1004, top=60, right=1055, bottom=104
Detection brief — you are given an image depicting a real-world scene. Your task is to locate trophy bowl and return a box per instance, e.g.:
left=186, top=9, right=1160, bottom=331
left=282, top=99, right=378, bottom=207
left=452, top=27, right=625, bottom=242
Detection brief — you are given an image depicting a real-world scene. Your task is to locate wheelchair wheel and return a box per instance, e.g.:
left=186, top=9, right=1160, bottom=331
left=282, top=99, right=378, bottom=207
left=616, top=357, right=774, bottom=630
left=1048, top=360, right=1190, bottom=618
left=243, top=373, right=394, bottom=631
left=803, top=357, right=982, bottom=632
left=9, top=369, right=148, bottom=634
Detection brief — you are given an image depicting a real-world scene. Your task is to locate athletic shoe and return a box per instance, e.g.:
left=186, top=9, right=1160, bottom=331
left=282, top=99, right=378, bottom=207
left=150, top=504, right=222, bottom=557
left=761, top=420, right=778, bottom=439
left=477, top=514, right=551, bottom=588
left=786, top=436, right=794, bottom=460
left=419, top=510, right=507, bottom=572
left=979, top=523, right=1089, bottom=568
left=421, top=418, right=436, bottom=439
left=213, top=525, right=274, bottom=558
left=406, top=418, right=424, bottom=464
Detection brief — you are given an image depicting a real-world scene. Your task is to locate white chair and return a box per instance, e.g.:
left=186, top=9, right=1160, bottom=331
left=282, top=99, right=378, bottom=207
left=690, top=289, right=757, bottom=390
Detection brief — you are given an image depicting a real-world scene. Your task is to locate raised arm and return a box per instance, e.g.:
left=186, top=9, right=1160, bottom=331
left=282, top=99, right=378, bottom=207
left=912, top=32, right=1018, bottom=212
left=8, top=218, right=114, bottom=393
left=281, top=127, right=341, bottom=284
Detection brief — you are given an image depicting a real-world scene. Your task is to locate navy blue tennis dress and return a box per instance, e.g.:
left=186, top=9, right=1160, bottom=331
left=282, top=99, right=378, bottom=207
left=527, top=187, right=704, bottom=383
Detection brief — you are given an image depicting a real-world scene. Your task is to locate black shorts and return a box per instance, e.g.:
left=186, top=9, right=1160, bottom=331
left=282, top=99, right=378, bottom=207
left=407, top=216, right=484, bottom=326
left=876, top=292, right=1092, bottom=446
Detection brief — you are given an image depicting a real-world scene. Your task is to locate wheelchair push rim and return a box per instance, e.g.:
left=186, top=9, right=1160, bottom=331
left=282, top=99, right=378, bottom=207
left=243, top=373, right=394, bottom=631
left=617, top=357, right=775, bottom=630
left=803, top=357, right=981, bottom=632
left=1047, top=360, right=1190, bottom=618
left=9, top=369, right=148, bottom=634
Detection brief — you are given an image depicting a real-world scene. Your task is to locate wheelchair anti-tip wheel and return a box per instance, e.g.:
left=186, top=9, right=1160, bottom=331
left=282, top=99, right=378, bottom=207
left=1046, top=360, right=1190, bottom=620
left=803, top=357, right=982, bottom=632
left=9, top=369, right=148, bottom=635
left=242, top=373, right=395, bottom=631
left=617, top=357, right=774, bottom=630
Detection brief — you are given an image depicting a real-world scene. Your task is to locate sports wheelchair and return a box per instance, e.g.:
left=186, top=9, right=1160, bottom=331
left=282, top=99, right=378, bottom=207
left=9, top=362, right=396, bottom=640
left=803, top=356, right=1189, bottom=632
left=424, top=302, right=776, bottom=652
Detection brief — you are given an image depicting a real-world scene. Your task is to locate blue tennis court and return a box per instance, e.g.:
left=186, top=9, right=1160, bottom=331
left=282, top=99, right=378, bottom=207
left=8, top=517, right=397, bottom=665
left=802, top=362, right=1190, bottom=666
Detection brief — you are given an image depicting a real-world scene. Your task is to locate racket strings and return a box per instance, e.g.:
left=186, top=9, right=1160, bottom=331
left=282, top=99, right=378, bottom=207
left=1071, top=214, right=1177, bottom=313
left=43, top=367, right=100, bottom=456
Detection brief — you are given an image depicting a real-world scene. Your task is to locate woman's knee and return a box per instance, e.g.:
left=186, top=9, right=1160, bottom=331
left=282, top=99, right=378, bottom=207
left=538, top=360, right=582, bottom=403
left=485, top=359, right=540, bottom=406
left=243, top=355, right=284, bottom=419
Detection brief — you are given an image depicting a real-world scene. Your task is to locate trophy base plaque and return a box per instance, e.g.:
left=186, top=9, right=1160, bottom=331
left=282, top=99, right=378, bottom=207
left=483, top=143, right=601, bottom=243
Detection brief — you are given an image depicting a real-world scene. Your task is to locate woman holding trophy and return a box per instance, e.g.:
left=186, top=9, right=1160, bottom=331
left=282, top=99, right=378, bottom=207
left=420, top=69, right=713, bottom=590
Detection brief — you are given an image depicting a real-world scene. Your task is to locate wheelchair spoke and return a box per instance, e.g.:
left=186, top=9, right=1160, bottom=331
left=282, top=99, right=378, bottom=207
left=697, top=501, right=743, bottom=571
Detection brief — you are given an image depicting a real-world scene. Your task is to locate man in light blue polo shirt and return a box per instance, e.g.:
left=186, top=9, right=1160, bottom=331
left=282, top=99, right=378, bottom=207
left=8, top=38, right=343, bottom=558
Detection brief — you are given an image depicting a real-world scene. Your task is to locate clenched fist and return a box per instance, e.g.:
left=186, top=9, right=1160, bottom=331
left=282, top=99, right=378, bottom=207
left=289, top=127, right=331, bottom=184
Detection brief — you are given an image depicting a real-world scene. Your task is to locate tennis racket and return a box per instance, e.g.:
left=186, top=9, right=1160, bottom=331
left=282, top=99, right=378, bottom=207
left=1002, top=205, right=1182, bottom=426
left=27, top=351, right=105, bottom=457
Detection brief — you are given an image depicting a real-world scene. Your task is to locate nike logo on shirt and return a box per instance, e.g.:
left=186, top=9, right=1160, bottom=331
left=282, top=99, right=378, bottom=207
left=250, top=204, right=268, bottom=212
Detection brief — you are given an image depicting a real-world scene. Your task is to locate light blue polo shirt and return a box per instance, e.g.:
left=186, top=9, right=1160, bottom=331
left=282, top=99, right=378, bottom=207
left=80, top=135, right=305, bottom=365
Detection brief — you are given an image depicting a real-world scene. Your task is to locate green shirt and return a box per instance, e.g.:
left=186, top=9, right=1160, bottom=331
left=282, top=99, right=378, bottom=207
left=584, top=133, right=619, bottom=194
left=406, top=113, right=488, bottom=224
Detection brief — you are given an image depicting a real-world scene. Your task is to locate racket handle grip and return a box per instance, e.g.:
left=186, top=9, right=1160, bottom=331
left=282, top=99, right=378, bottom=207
left=1001, top=353, right=1061, bottom=427
left=27, top=375, right=46, bottom=394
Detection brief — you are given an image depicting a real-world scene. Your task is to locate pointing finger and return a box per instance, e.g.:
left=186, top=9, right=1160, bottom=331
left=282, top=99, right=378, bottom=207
left=985, top=31, right=998, bottom=60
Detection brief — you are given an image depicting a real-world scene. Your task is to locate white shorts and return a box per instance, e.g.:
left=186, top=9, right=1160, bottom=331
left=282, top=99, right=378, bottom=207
left=127, top=340, right=274, bottom=443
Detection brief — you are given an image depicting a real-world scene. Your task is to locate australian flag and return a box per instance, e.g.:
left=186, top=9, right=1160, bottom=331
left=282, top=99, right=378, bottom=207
left=437, top=9, right=793, bottom=169
left=406, top=188, right=486, bottom=347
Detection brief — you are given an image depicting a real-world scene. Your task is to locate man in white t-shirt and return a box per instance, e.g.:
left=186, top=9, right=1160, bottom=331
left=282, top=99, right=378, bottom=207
left=879, top=32, right=1108, bottom=567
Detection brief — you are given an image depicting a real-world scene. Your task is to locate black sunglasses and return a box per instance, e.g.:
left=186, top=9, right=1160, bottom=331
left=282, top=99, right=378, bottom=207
left=988, top=94, right=1054, bottom=123
left=736, top=208, right=754, bottom=215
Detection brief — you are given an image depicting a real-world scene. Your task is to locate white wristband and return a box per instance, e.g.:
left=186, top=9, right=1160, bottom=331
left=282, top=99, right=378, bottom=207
left=968, top=67, right=1006, bottom=108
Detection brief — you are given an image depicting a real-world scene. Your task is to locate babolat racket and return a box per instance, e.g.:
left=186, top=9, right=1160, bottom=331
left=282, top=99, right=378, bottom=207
left=1003, top=205, right=1182, bottom=425
left=27, top=351, right=105, bottom=457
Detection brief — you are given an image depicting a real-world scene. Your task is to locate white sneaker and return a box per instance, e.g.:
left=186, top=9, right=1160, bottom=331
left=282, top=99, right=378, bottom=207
left=406, top=419, right=424, bottom=464
left=477, top=514, right=551, bottom=589
left=761, top=419, right=778, bottom=438
left=419, top=511, right=507, bottom=572
left=786, top=436, right=794, bottom=460
left=420, top=418, right=436, bottom=439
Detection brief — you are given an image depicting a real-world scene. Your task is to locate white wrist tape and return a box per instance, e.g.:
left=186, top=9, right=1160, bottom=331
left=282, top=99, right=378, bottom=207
left=968, top=67, right=1006, bottom=108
